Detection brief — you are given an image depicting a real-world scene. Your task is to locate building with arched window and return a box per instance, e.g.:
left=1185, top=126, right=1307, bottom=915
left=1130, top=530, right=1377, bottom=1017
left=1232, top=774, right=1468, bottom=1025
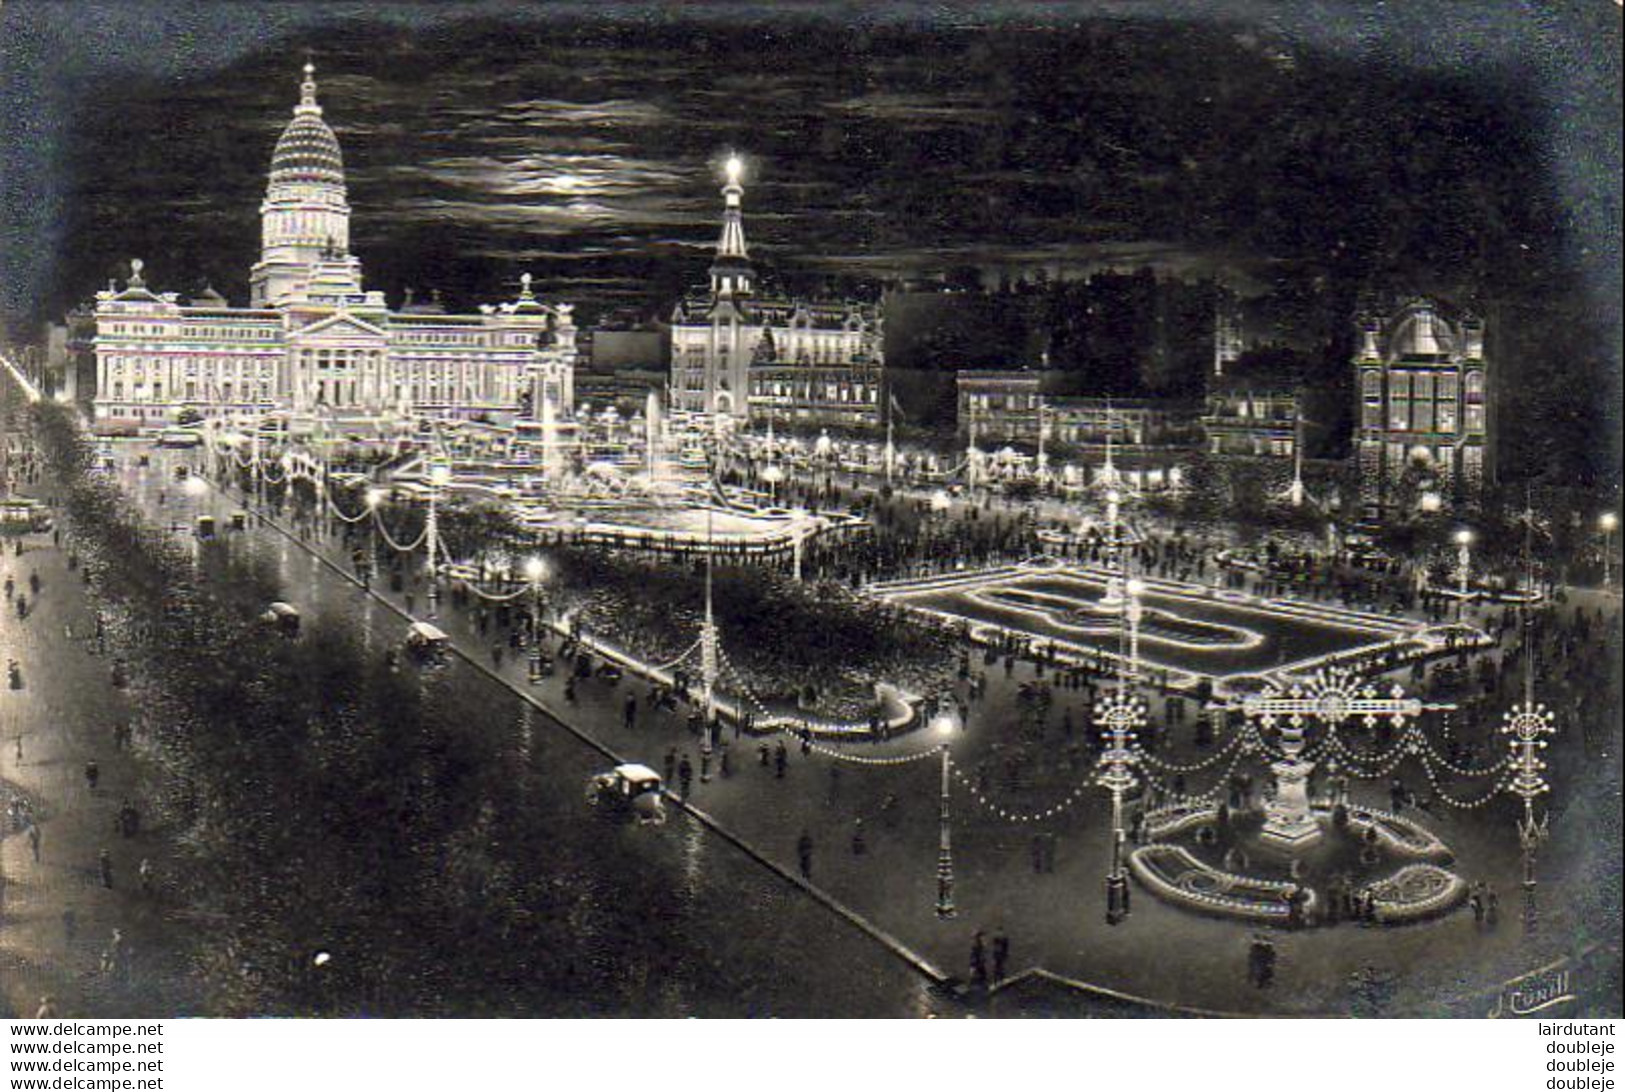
left=1354, top=297, right=1491, bottom=520
left=91, top=64, right=576, bottom=432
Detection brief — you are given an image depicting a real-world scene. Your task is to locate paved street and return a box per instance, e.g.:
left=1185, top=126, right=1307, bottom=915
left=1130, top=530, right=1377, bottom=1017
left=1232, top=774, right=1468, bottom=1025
left=87, top=437, right=1615, bottom=1016
left=0, top=417, right=947, bottom=1017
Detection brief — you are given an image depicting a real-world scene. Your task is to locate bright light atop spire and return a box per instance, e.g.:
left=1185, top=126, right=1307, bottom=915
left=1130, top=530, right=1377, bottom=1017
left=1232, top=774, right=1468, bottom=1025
left=724, top=155, right=744, bottom=184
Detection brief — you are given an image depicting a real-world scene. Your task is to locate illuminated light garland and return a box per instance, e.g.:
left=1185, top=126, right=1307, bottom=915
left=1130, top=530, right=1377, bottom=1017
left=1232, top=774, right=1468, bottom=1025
left=454, top=577, right=531, bottom=604
left=326, top=496, right=372, bottom=524
left=1140, top=743, right=1251, bottom=810
left=373, top=514, right=429, bottom=554
left=1137, top=730, right=1244, bottom=774
left=948, top=761, right=1095, bottom=824
left=1416, top=752, right=1508, bottom=810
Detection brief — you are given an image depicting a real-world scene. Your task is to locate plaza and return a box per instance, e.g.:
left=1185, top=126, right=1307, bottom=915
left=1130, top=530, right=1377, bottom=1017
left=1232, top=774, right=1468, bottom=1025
left=0, top=6, right=1619, bottom=1032
left=871, top=560, right=1462, bottom=690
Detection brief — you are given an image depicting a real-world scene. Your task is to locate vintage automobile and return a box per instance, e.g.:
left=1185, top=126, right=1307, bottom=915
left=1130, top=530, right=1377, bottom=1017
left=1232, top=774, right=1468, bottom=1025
left=586, top=763, right=666, bottom=826
left=261, top=601, right=301, bottom=636
left=194, top=515, right=217, bottom=540
left=404, top=621, right=451, bottom=662
left=172, top=463, right=190, bottom=481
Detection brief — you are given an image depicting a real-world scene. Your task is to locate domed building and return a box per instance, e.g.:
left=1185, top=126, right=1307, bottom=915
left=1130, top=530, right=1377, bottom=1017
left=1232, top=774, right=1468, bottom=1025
left=92, top=63, right=577, bottom=432
left=1353, top=296, right=1492, bottom=520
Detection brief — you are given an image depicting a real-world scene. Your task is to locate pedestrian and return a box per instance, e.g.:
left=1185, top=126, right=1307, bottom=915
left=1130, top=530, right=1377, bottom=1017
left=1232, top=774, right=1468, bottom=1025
left=62, top=908, right=77, bottom=944
left=84, top=759, right=100, bottom=793
left=796, top=830, right=813, bottom=879
left=28, top=821, right=40, bottom=863
left=969, top=930, right=988, bottom=987
left=98, top=849, right=114, bottom=889
left=623, top=692, right=637, bottom=730
left=138, top=857, right=154, bottom=894
left=101, top=928, right=128, bottom=982
left=992, top=929, right=1010, bottom=982
left=1247, top=934, right=1274, bottom=988
left=678, top=755, right=694, bottom=798
left=663, top=748, right=677, bottom=786
left=35, top=995, right=57, bottom=1019
left=774, top=740, right=788, bottom=779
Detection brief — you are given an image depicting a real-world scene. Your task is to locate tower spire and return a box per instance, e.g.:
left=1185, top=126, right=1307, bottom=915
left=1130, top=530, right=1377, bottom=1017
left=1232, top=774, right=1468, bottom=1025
left=709, top=154, right=753, bottom=297
left=298, top=59, right=321, bottom=115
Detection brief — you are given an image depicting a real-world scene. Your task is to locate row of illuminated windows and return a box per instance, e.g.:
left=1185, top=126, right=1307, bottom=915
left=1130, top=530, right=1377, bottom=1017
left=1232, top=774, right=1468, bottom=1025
left=963, top=393, right=1041, bottom=412
left=751, top=382, right=878, bottom=403
left=1361, top=369, right=1484, bottom=401
left=104, top=380, right=274, bottom=403
left=395, top=331, right=524, bottom=347
left=1363, top=399, right=1484, bottom=434
left=105, top=324, right=278, bottom=341
left=103, top=356, right=274, bottom=379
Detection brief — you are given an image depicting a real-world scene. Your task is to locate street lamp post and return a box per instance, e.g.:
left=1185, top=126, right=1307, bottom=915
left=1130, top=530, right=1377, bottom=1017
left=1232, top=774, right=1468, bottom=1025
left=525, top=556, right=546, bottom=682
left=425, top=458, right=451, bottom=619
left=1601, top=512, right=1618, bottom=593
left=1454, top=527, right=1474, bottom=621
left=1094, top=689, right=1143, bottom=926
left=364, top=487, right=385, bottom=588
left=1124, top=577, right=1145, bottom=683
left=932, top=706, right=958, bottom=919
left=1502, top=698, right=1556, bottom=935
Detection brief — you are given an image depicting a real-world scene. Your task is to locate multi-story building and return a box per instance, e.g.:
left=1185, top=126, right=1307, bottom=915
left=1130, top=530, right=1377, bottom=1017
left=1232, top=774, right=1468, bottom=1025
left=1049, top=397, right=1201, bottom=451
left=1354, top=296, right=1491, bottom=519
left=669, top=157, right=883, bottom=430
left=91, top=63, right=577, bottom=432
left=955, top=370, right=1048, bottom=446
left=1202, top=381, right=1301, bottom=459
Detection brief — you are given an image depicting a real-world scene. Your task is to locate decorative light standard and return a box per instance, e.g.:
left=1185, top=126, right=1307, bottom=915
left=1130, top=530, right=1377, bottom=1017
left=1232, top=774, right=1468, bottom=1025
left=1101, top=487, right=1126, bottom=606
left=1452, top=527, right=1474, bottom=620
left=424, top=457, right=451, bottom=619
left=931, top=705, right=959, bottom=919
left=1094, top=688, right=1145, bottom=925
left=525, top=556, right=547, bottom=682
left=790, top=505, right=808, bottom=583
left=698, top=507, right=719, bottom=780
left=762, top=462, right=784, bottom=506
left=1123, top=577, right=1145, bottom=682
left=364, top=487, right=385, bottom=588
left=1601, top=511, right=1618, bottom=593
left=1502, top=698, right=1556, bottom=935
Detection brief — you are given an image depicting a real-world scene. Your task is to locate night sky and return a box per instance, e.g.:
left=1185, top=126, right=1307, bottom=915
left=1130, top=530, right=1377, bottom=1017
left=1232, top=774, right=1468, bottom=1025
left=1, top=2, right=1619, bottom=473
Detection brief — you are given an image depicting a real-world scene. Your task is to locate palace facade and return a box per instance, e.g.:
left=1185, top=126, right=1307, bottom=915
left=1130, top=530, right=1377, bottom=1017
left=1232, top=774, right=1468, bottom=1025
left=1354, top=297, right=1492, bottom=519
left=92, top=64, right=577, bottom=431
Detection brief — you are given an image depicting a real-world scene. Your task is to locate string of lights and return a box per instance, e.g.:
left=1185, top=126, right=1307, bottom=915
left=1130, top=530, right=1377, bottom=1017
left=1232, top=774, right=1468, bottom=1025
left=1137, top=730, right=1244, bottom=774
left=374, top=514, right=429, bottom=554
left=948, top=761, right=1095, bottom=823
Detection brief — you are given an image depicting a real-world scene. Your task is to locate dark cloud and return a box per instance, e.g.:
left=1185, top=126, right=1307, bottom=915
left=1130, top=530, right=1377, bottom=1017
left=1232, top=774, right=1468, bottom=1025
left=0, top=1, right=1616, bottom=356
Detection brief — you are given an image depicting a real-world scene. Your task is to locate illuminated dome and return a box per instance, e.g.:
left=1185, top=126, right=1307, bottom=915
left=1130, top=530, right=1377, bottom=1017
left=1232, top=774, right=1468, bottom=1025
left=269, top=63, right=345, bottom=189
